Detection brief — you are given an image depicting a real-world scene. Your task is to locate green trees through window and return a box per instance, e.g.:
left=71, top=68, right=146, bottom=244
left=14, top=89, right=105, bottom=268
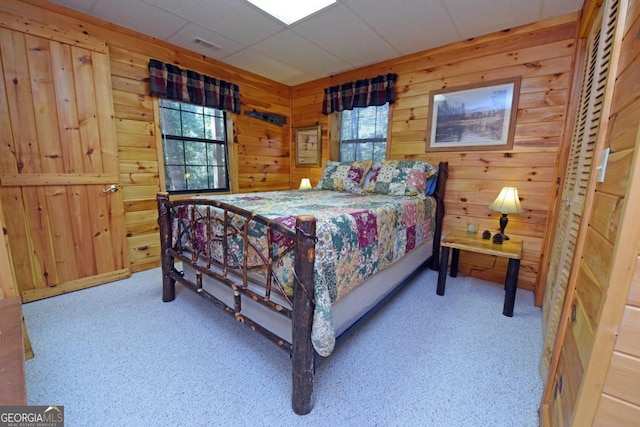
left=159, top=99, right=229, bottom=193
left=339, top=104, right=388, bottom=162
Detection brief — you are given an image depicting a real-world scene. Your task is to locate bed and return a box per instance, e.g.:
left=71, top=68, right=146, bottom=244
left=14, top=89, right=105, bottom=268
left=156, top=160, right=448, bottom=415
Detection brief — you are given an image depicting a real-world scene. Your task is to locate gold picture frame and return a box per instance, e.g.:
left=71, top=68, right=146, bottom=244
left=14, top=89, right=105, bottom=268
left=426, top=77, right=521, bottom=152
left=295, top=124, right=321, bottom=167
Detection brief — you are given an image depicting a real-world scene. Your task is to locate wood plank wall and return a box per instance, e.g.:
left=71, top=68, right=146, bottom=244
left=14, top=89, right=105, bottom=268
left=0, top=196, right=18, bottom=300
left=540, top=1, right=640, bottom=424
left=109, top=48, right=289, bottom=272
left=291, top=14, right=580, bottom=301
left=5, top=1, right=579, bottom=296
left=0, top=192, right=33, bottom=359
left=597, top=257, right=640, bottom=423
left=3, top=0, right=292, bottom=274
left=589, top=0, right=640, bottom=422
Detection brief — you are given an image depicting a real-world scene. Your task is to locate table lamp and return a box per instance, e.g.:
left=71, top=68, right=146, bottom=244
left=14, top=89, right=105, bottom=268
left=299, top=178, right=312, bottom=190
left=488, top=187, right=523, bottom=240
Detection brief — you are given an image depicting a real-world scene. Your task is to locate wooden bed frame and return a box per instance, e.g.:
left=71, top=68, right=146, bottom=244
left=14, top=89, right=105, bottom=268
left=156, top=161, right=448, bottom=415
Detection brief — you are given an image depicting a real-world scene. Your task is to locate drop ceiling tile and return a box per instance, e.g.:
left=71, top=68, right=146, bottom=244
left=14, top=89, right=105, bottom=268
left=91, top=0, right=187, bottom=40
left=292, top=4, right=400, bottom=68
left=542, top=0, right=584, bottom=17
left=143, top=0, right=284, bottom=45
left=251, top=30, right=351, bottom=77
left=280, top=74, right=321, bottom=87
left=48, top=0, right=94, bottom=14
left=344, top=0, right=461, bottom=55
left=44, top=0, right=586, bottom=87
left=443, top=0, right=541, bottom=39
left=167, top=23, right=244, bottom=60
left=223, top=48, right=316, bottom=86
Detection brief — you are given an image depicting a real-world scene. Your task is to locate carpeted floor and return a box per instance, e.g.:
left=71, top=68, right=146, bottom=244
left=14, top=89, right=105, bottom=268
left=23, top=267, right=543, bottom=427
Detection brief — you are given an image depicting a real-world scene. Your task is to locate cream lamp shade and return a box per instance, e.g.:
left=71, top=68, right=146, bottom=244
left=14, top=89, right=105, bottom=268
left=489, top=187, right=523, bottom=214
left=488, top=187, right=523, bottom=240
left=299, top=178, right=312, bottom=190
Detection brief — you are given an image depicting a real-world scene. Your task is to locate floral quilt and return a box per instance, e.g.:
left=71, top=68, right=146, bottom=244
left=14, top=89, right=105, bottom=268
left=173, top=189, right=436, bottom=356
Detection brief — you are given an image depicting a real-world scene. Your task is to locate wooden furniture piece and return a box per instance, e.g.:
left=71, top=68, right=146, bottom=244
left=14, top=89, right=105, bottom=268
left=0, top=297, right=27, bottom=405
left=437, top=231, right=523, bottom=317
left=157, top=162, right=448, bottom=415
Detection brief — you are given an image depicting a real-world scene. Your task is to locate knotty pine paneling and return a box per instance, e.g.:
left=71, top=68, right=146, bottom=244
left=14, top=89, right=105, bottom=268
left=6, top=1, right=578, bottom=291
left=592, top=1, right=640, bottom=416
left=570, top=0, right=640, bottom=423
left=291, top=13, right=580, bottom=299
left=0, top=196, right=18, bottom=300
left=3, top=0, right=292, bottom=273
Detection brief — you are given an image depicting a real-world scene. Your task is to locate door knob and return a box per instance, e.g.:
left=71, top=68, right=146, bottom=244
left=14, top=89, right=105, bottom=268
left=102, top=184, right=119, bottom=193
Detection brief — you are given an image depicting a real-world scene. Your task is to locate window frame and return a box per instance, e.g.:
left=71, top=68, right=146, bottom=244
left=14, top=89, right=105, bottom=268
left=158, top=99, right=231, bottom=195
left=338, top=103, right=390, bottom=162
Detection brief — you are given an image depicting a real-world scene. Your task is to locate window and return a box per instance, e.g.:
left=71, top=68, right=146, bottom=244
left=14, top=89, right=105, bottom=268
left=159, top=99, right=230, bottom=194
left=339, top=104, right=389, bottom=162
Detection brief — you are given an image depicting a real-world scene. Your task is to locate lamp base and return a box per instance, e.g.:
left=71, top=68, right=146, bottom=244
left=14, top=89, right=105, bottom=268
left=499, top=214, right=511, bottom=240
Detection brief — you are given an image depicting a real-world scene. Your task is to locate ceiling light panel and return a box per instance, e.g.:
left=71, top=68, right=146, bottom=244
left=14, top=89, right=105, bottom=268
left=247, top=0, right=336, bottom=25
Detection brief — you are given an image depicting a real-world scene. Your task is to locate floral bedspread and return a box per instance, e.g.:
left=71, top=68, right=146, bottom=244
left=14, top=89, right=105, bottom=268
left=176, top=189, right=436, bottom=356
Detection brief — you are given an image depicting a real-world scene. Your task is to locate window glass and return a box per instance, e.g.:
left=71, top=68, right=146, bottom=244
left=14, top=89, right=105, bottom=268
left=163, top=138, right=185, bottom=165
left=184, top=141, right=207, bottom=165
left=159, top=99, right=230, bottom=193
left=181, top=111, right=205, bottom=138
left=339, top=104, right=389, bottom=162
left=161, top=106, right=182, bottom=136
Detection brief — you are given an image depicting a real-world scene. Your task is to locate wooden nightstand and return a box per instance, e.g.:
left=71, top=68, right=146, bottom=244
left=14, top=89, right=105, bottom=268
left=437, top=231, right=523, bottom=317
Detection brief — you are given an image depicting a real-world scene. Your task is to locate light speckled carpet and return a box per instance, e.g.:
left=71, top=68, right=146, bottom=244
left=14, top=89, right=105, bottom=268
left=23, top=266, right=542, bottom=427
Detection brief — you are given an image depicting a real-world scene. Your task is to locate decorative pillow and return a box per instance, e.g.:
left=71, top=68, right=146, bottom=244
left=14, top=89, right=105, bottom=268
left=425, top=167, right=439, bottom=196
left=316, top=160, right=372, bottom=192
left=365, top=160, right=436, bottom=196
left=423, top=161, right=438, bottom=179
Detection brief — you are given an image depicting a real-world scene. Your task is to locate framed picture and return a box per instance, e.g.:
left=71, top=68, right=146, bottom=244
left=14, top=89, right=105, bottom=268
left=295, top=124, right=321, bottom=167
left=426, top=77, right=521, bottom=152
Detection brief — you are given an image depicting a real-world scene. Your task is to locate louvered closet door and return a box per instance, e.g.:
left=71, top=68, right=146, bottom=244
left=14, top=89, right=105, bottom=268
left=539, top=1, right=618, bottom=381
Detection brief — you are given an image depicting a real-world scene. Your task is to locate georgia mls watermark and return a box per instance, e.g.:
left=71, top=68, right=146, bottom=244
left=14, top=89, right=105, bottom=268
left=0, top=406, right=64, bottom=427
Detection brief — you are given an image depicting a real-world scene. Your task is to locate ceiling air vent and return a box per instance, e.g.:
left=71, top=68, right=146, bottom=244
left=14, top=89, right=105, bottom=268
left=193, top=37, right=222, bottom=50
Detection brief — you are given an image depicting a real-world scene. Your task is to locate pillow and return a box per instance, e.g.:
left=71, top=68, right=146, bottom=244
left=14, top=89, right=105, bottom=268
left=316, top=160, right=373, bottom=192
left=365, top=160, right=436, bottom=196
left=423, top=161, right=438, bottom=179
left=425, top=168, right=439, bottom=196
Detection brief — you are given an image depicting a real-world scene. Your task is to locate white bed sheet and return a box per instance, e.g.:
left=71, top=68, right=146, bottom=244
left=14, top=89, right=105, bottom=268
left=181, top=238, right=432, bottom=347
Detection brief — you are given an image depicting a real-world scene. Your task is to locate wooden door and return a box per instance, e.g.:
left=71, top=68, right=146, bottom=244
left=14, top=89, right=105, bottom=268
left=0, top=28, right=129, bottom=302
left=540, top=0, right=621, bottom=425
left=539, top=1, right=618, bottom=380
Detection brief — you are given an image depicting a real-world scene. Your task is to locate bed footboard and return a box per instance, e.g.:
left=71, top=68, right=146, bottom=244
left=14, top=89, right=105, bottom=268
left=291, top=215, right=316, bottom=415
left=157, top=197, right=177, bottom=303
left=157, top=194, right=318, bottom=414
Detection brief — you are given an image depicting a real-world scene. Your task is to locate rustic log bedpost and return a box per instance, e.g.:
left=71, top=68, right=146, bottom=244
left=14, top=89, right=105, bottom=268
left=429, top=162, right=449, bottom=270
left=291, top=215, right=316, bottom=415
left=157, top=193, right=176, bottom=302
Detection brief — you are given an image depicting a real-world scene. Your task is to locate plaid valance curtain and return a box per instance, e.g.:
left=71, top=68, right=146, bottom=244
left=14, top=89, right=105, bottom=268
left=148, top=59, right=241, bottom=113
left=321, top=73, right=398, bottom=115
